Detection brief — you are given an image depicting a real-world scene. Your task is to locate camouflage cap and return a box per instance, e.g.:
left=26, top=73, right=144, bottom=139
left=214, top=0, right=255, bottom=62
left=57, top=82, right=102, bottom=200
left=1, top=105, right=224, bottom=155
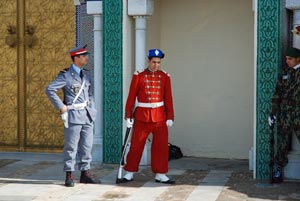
left=286, top=47, right=300, bottom=58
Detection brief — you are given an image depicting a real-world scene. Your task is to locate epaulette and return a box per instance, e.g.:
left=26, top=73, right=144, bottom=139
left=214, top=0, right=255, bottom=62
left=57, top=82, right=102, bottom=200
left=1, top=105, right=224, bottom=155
left=60, top=68, right=69, bottom=73
left=134, top=68, right=147, bottom=75
left=161, top=69, right=170, bottom=77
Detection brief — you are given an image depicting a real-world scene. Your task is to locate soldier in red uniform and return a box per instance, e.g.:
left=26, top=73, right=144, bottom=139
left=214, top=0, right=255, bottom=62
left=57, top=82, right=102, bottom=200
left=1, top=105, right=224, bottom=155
left=122, top=49, right=175, bottom=184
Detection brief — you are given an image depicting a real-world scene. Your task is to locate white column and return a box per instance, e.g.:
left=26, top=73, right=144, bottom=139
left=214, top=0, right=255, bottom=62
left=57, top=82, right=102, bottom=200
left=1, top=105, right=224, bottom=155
left=134, top=16, right=147, bottom=71
left=92, top=14, right=103, bottom=162
left=128, top=0, right=154, bottom=165
left=87, top=1, right=103, bottom=162
left=128, top=0, right=154, bottom=71
left=284, top=0, right=300, bottom=179
left=293, top=10, right=300, bottom=49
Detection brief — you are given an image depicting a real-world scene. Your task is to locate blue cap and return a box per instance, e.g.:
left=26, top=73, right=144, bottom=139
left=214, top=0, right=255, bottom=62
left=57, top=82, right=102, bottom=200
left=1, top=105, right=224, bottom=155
left=148, top=49, right=165, bottom=59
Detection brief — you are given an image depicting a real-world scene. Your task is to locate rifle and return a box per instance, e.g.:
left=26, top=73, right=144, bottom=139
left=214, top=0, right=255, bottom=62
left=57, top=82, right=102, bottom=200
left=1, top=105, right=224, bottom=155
left=269, top=123, right=275, bottom=184
left=116, top=127, right=132, bottom=184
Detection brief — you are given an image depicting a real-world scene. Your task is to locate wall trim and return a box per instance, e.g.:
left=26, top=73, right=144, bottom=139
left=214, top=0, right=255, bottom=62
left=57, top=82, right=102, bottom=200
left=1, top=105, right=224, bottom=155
left=103, top=0, right=123, bottom=163
left=256, top=0, right=282, bottom=180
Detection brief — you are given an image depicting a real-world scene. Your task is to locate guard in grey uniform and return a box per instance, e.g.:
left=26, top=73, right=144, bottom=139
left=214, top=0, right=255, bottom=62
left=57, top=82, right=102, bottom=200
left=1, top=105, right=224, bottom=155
left=45, top=45, right=99, bottom=187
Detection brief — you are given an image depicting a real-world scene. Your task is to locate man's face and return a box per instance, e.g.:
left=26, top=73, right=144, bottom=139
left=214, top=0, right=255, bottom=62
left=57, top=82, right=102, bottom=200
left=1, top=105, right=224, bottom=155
left=286, top=56, right=300, bottom=68
left=75, top=54, right=89, bottom=67
left=147, top=57, right=161, bottom=71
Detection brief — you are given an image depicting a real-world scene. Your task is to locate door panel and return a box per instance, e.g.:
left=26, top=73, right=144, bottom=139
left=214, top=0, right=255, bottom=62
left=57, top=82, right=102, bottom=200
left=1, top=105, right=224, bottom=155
left=0, top=0, right=75, bottom=152
left=25, top=0, right=75, bottom=151
left=0, top=0, right=18, bottom=148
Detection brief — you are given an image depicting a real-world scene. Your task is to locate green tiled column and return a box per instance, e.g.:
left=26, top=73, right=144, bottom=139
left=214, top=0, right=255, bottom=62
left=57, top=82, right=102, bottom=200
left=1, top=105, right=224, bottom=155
left=103, top=0, right=123, bottom=163
left=256, top=0, right=282, bottom=179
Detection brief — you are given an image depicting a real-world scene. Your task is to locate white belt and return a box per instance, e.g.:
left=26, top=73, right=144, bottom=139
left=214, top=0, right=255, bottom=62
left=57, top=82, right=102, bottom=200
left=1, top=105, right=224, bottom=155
left=67, top=101, right=88, bottom=110
left=137, top=101, right=164, bottom=108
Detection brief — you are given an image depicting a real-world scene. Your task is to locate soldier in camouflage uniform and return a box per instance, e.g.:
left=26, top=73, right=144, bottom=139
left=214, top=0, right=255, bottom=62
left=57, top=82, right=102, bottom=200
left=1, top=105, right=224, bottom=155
left=269, top=47, right=300, bottom=183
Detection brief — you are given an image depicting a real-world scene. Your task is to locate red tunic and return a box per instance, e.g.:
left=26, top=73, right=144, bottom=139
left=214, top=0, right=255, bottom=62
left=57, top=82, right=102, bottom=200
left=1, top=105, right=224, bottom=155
left=124, top=68, right=174, bottom=173
left=125, top=68, right=174, bottom=122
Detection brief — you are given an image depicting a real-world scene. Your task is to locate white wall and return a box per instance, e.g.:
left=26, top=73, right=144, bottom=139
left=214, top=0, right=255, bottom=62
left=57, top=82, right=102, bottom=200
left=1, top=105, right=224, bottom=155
left=147, top=0, right=254, bottom=159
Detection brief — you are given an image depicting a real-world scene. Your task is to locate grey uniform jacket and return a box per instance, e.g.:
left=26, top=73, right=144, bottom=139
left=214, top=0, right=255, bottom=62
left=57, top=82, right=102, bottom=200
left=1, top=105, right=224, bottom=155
left=45, top=65, right=97, bottom=124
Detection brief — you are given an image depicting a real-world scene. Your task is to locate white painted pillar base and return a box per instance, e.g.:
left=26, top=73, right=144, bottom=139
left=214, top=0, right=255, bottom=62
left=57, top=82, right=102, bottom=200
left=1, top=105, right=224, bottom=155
left=285, top=0, right=300, bottom=179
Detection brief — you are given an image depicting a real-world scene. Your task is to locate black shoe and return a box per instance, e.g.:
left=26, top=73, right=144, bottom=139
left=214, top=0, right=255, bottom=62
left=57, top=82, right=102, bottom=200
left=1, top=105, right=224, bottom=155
left=273, top=165, right=283, bottom=183
left=116, top=177, right=133, bottom=184
left=65, top=171, right=75, bottom=187
left=80, top=170, right=101, bottom=184
left=155, top=179, right=175, bottom=184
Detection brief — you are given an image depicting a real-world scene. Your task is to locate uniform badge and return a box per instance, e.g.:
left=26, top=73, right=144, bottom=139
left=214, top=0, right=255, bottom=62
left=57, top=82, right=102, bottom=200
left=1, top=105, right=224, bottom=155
left=283, top=75, right=288, bottom=80
left=155, top=49, right=159, bottom=56
left=73, top=83, right=80, bottom=94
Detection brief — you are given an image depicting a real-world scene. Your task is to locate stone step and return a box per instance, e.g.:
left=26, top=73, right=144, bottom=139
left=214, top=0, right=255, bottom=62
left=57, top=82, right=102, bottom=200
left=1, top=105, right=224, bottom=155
left=285, top=151, right=300, bottom=179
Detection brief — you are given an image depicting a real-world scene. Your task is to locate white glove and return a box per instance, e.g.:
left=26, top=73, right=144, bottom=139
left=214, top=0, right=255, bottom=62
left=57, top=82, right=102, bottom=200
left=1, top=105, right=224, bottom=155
left=126, top=118, right=134, bottom=128
left=61, top=112, right=69, bottom=128
left=166, top=119, right=174, bottom=127
left=268, top=115, right=276, bottom=126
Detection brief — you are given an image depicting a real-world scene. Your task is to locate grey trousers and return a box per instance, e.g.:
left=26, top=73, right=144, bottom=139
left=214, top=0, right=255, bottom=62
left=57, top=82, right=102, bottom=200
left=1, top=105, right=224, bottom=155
left=63, top=121, right=94, bottom=172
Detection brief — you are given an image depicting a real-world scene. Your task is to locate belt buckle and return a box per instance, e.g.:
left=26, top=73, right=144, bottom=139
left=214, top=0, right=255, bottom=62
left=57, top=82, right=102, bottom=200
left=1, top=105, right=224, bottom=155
left=151, top=103, right=157, bottom=108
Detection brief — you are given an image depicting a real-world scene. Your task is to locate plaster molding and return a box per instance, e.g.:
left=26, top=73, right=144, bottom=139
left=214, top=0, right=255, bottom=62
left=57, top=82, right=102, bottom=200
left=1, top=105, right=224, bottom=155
left=128, top=0, right=153, bottom=16
left=286, top=0, right=300, bottom=10
left=74, top=0, right=86, bottom=6
left=87, top=1, right=103, bottom=15
left=134, top=16, right=147, bottom=30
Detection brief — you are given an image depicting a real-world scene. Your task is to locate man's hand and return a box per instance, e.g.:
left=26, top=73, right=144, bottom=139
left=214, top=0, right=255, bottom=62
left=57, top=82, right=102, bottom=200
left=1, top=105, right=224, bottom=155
left=126, top=118, right=134, bottom=128
left=166, top=119, right=174, bottom=127
left=268, top=115, right=276, bottom=126
left=60, top=105, right=68, bottom=114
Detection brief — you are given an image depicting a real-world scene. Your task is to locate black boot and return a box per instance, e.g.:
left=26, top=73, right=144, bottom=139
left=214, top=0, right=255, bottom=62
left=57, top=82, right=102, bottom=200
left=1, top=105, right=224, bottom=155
left=65, top=171, right=74, bottom=187
left=80, top=170, right=100, bottom=184
left=273, top=165, right=283, bottom=183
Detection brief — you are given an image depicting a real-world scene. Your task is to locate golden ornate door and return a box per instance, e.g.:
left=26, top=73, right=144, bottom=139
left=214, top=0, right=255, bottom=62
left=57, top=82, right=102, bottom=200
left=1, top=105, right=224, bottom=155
left=0, top=0, right=75, bottom=152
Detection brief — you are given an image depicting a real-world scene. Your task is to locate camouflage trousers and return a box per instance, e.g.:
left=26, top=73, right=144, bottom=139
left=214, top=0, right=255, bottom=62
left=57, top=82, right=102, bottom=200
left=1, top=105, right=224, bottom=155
left=275, top=106, right=300, bottom=167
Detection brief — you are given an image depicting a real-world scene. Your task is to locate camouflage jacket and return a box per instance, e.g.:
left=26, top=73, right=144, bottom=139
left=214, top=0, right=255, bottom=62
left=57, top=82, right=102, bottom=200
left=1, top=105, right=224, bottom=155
left=271, top=66, right=300, bottom=115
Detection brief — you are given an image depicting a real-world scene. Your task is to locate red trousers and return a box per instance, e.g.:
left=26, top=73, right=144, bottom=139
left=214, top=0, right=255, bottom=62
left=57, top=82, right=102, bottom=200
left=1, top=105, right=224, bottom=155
left=124, top=120, right=169, bottom=173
